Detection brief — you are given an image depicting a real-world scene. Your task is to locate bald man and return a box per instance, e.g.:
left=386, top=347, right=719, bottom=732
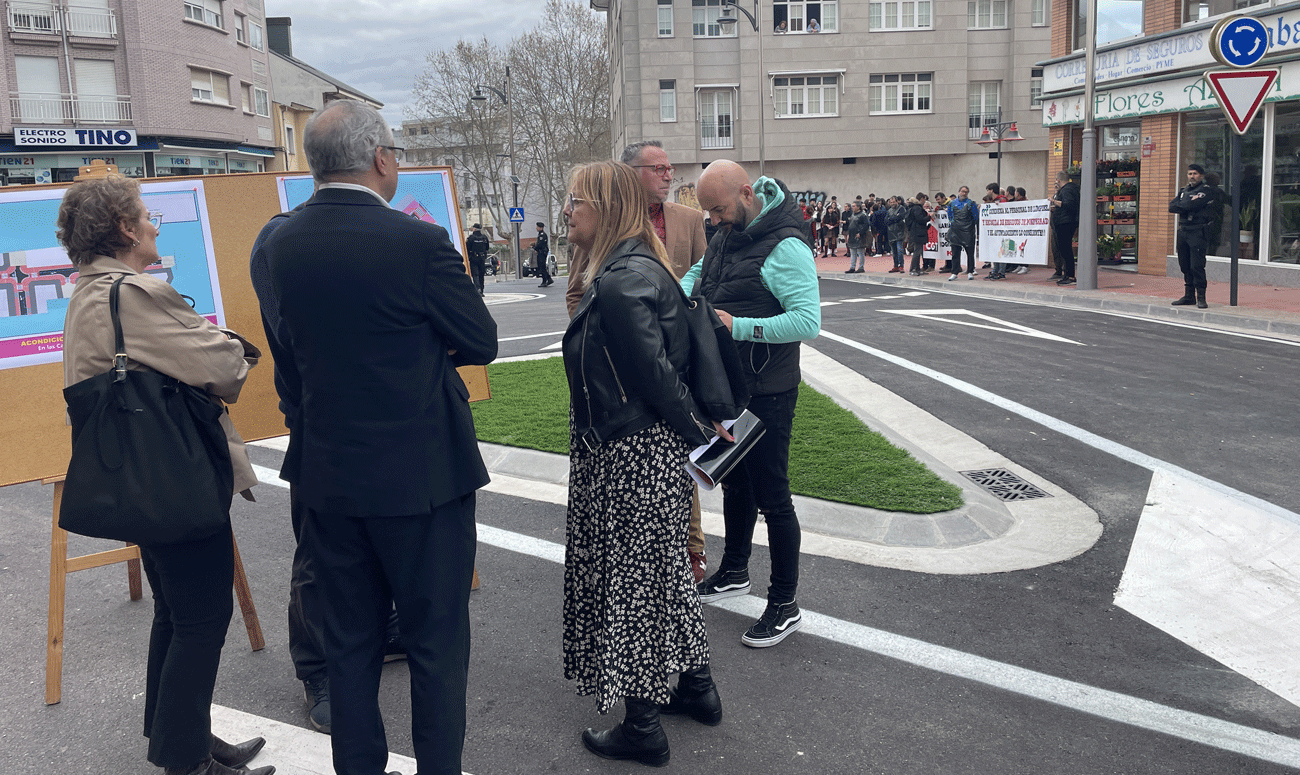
left=566, top=140, right=712, bottom=582
left=681, top=160, right=820, bottom=649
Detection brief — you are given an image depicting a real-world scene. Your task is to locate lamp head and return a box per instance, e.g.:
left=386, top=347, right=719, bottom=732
left=1002, top=123, right=1024, bottom=142
left=975, top=127, right=994, bottom=146
left=470, top=88, right=487, bottom=103
left=717, top=11, right=738, bottom=27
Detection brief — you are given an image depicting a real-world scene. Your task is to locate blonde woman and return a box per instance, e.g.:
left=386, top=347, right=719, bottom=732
left=561, top=161, right=728, bottom=767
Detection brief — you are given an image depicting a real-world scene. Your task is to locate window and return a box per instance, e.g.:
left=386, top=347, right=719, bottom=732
left=1031, top=0, right=1047, bottom=25
left=868, top=0, right=931, bottom=30
left=74, top=59, right=118, bottom=122
left=254, top=87, right=270, bottom=117
left=249, top=21, right=264, bottom=51
left=1030, top=68, right=1043, bottom=107
left=241, top=83, right=253, bottom=112
left=772, top=1, right=839, bottom=33
left=699, top=91, right=733, bottom=149
left=660, top=80, right=677, bottom=122
left=1183, top=0, right=1266, bottom=23
left=190, top=68, right=229, bottom=104
left=658, top=0, right=673, bottom=36
left=1075, top=0, right=1141, bottom=49
left=14, top=55, right=63, bottom=123
left=284, top=125, right=296, bottom=154
left=234, top=12, right=246, bottom=43
left=774, top=75, right=839, bottom=117
left=692, top=0, right=735, bottom=37
left=967, top=0, right=1007, bottom=29
left=868, top=73, right=932, bottom=114
left=184, top=0, right=222, bottom=28
left=968, top=81, right=1000, bottom=138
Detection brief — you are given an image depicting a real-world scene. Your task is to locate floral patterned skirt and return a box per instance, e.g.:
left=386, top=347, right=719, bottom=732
left=563, top=420, right=710, bottom=713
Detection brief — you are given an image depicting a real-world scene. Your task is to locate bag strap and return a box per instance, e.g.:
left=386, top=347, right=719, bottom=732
left=108, top=275, right=129, bottom=384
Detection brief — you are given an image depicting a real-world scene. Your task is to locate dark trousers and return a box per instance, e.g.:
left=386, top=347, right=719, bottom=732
left=1053, top=222, right=1077, bottom=279
left=303, top=494, right=478, bottom=775
left=1176, top=226, right=1208, bottom=292
left=718, top=387, right=801, bottom=605
left=140, top=530, right=234, bottom=768
left=536, top=255, right=552, bottom=285
left=289, top=486, right=401, bottom=683
left=951, top=241, right=976, bottom=274
left=908, top=241, right=924, bottom=273
left=471, top=262, right=485, bottom=294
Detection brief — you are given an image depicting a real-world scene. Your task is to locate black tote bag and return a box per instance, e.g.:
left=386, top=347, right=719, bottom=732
left=59, top=276, right=234, bottom=545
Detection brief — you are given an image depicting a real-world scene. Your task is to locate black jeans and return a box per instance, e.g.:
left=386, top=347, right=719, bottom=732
left=1176, top=226, right=1208, bottom=291
left=304, top=494, right=477, bottom=775
left=140, top=530, right=234, bottom=768
left=718, top=387, right=801, bottom=605
left=536, top=255, right=552, bottom=285
left=1053, top=222, right=1078, bottom=279
left=950, top=241, right=976, bottom=274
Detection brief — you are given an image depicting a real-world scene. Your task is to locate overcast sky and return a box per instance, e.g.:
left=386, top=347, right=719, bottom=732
left=265, top=0, right=555, bottom=128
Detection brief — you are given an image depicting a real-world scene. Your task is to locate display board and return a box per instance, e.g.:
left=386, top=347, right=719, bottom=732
left=0, top=167, right=486, bottom=488
left=977, top=199, right=1052, bottom=266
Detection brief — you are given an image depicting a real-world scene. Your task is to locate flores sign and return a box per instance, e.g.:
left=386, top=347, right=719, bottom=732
left=15, top=127, right=138, bottom=147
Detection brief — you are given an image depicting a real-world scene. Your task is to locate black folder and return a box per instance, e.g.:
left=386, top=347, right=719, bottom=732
left=685, top=410, right=766, bottom=490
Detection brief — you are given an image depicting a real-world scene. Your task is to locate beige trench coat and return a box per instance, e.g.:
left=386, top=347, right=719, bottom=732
left=62, top=256, right=260, bottom=495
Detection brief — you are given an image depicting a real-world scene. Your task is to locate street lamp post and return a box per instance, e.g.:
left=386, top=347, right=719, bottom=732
left=471, top=66, right=520, bottom=279
left=973, top=109, right=1024, bottom=189
left=716, top=0, right=765, bottom=177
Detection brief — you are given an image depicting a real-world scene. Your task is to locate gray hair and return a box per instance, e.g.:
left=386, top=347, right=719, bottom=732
left=304, top=99, right=393, bottom=181
left=619, top=139, right=663, bottom=164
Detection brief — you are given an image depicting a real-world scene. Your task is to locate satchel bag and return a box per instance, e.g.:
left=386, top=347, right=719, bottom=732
left=59, top=275, right=234, bottom=545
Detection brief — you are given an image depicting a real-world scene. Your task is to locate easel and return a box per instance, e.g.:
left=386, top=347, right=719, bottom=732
left=44, top=476, right=265, bottom=705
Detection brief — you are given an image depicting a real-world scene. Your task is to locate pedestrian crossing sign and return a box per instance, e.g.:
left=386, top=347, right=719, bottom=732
left=508, top=207, right=525, bottom=223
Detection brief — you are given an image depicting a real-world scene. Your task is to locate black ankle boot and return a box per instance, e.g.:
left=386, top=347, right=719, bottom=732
left=1172, top=285, right=1196, bottom=306
left=164, top=755, right=276, bottom=775
left=1196, top=289, right=1208, bottom=309
left=661, top=665, right=722, bottom=726
left=582, top=697, right=670, bottom=767
left=211, top=735, right=265, bottom=769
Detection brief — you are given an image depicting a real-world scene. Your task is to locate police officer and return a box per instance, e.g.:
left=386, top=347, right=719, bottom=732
left=466, top=223, right=490, bottom=296
left=1168, top=163, right=1212, bottom=309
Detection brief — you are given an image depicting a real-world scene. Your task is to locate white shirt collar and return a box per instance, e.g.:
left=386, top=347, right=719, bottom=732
left=318, top=182, right=391, bottom=208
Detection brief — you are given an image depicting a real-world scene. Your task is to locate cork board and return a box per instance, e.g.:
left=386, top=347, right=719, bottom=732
left=0, top=167, right=488, bottom=487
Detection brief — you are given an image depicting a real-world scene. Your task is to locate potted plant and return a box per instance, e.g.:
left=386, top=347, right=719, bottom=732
left=1098, top=233, right=1123, bottom=260
left=1239, top=200, right=1258, bottom=243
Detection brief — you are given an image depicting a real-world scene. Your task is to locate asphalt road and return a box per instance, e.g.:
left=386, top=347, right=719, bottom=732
left=4, top=275, right=1299, bottom=774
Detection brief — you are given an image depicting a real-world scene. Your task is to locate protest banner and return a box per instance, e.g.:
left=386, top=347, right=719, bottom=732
left=978, top=199, right=1052, bottom=265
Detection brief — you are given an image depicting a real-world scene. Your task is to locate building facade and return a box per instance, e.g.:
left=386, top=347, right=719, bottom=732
left=595, top=0, right=1051, bottom=203
left=1041, top=0, right=1300, bottom=286
left=2, top=0, right=276, bottom=184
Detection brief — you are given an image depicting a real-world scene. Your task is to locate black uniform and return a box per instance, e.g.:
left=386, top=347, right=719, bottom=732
left=466, top=230, right=490, bottom=294
left=1168, top=179, right=1212, bottom=298
left=534, top=229, right=552, bottom=287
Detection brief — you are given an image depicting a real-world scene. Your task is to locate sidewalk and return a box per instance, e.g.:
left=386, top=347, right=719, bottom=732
left=818, top=250, right=1300, bottom=339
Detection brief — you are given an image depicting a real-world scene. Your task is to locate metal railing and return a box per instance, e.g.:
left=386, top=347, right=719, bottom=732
left=9, top=92, right=132, bottom=123
left=968, top=110, right=1002, bottom=140
left=700, top=120, right=734, bottom=150
left=7, top=1, right=59, bottom=33
left=66, top=4, right=115, bottom=36
left=6, top=2, right=116, bottom=36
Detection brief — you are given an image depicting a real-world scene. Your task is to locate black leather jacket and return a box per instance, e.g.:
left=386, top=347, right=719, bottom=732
left=563, top=239, right=714, bottom=449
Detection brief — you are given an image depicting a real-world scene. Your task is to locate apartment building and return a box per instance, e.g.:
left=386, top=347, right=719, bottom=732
left=2, top=0, right=275, bottom=185
left=1041, top=0, right=1300, bottom=286
left=594, top=0, right=1051, bottom=203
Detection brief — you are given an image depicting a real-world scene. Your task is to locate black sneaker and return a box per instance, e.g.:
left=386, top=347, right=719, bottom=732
left=382, top=633, right=407, bottom=663
left=741, top=600, right=803, bottom=648
left=303, top=674, right=331, bottom=734
left=696, top=568, right=750, bottom=603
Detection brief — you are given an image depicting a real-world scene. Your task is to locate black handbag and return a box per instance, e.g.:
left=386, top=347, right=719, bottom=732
left=59, top=275, right=234, bottom=545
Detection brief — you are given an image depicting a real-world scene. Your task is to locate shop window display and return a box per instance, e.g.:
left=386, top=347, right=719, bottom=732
left=1270, top=104, right=1300, bottom=264
left=1179, top=110, right=1264, bottom=260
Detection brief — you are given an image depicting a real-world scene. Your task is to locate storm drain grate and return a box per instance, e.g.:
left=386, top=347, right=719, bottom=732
left=960, top=468, right=1052, bottom=501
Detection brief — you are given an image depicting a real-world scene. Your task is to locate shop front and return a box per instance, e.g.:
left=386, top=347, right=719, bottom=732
left=1041, top=11, right=1300, bottom=286
left=0, top=137, right=269, bottom=185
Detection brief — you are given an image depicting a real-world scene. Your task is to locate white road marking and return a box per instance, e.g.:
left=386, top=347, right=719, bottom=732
left=539, top=341, right=563, bottom=351
left=499, top=330, right=566, bottom=342
left=899, top=291, right=929, bottom=296
left=881, top=308, right=1085, bottom=344
left=246, top=469, right=1300, bottom=766
left=211, top=704, right=429, bottom=775
left=817, top=329, right=1300, bottom=529
left=820, top=301, right=842, bottom=307
left=839, top=298, right=872, bottom=303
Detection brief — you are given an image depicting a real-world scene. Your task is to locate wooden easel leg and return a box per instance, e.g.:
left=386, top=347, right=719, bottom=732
left=126, top=549, right=142, bottom=601
left=46, top=482, right=66, bottom=706
left=230, top=534, right=264, bottom=651
left=471, top=568, right=480, bottom=591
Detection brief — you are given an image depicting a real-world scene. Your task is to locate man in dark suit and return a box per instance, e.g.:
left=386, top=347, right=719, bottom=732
left=263, top=99, right=497, bottom=775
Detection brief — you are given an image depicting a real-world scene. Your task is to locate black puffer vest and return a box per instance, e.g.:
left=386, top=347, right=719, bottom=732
left=693, top=179, right=805, bottom=396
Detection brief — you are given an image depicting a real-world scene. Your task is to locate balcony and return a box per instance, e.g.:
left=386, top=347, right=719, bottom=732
left=700, top=119, right=733, bottom=150
left=968, top=110, right=1001, bottom=140
left=66, top=4, right=116, bottom=37
left=7, top=1, right=58, bottom=34
left=9, top=92, right=132, bottom=124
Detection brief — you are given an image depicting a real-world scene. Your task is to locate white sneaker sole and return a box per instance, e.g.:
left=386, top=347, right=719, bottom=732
left=698, top=581, right=751, bottom=603
left=741, top=614, right=803, bottom=648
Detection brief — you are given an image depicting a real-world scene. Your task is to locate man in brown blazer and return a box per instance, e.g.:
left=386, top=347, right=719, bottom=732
left=566, top=140, right=711, bottom=582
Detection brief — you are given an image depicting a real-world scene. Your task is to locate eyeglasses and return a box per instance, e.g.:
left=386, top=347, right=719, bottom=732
left=568, top=193, right=600, bottom=210
left=148, top=210, right=165, bottom=229
left=632, top=164, right=675, bottom=178
left=379, top=145, right=405, bottom=162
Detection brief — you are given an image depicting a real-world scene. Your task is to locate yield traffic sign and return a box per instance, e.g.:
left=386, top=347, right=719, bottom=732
left=1205, top=68, right=1278, bottom=134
